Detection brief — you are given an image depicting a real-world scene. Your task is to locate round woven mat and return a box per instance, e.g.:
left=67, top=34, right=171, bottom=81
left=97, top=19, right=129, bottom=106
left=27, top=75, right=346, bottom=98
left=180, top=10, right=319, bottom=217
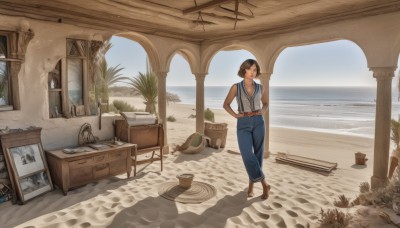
left=158, top=181, right=217, bottom=204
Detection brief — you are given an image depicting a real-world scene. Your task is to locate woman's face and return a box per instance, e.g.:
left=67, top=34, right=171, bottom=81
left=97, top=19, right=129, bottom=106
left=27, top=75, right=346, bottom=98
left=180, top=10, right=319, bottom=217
left=244, top=64, right=257, bottom=79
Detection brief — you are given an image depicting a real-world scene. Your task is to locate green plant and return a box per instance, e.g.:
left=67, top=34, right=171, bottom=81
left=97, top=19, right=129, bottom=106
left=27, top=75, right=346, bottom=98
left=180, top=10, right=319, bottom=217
left=167, top=115, right=176, bottom=122
left=204, top=108, right=215, bottom=122
left=127, top=72, right=158, bottom=114
left=112, top=100, right=136, bottom=112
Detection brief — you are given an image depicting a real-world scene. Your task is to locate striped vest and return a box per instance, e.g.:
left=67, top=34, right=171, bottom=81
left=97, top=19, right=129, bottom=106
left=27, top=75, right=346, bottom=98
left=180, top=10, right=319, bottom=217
left=236, top=80, right=262, bottom=113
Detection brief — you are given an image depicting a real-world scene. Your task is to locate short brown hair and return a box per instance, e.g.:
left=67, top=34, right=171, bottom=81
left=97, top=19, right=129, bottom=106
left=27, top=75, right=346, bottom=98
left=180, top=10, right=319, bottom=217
left=237, top=59, right=261, bottom=78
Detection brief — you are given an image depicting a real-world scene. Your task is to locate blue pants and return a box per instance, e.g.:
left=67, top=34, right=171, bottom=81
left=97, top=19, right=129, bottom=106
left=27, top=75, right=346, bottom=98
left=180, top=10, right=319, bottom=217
left=236, top=115, right=265, bottom=183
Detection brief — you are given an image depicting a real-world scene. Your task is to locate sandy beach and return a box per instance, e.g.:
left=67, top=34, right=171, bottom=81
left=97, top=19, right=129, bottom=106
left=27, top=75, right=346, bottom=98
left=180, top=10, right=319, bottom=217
left=0, top=96, right=398, bottom=227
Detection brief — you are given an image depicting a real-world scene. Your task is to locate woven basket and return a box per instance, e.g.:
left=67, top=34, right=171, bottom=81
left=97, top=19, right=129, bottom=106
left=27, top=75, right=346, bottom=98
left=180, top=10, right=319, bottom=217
left=205, top=122, right=227, bottom=131
left=177, top=174, right=194, bottom=189
left=204, top=122, right=228, bottom=149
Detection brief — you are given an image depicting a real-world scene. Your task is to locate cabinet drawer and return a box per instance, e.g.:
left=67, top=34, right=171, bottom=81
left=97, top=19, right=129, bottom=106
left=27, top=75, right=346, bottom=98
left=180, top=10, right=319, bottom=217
left=70, top=166, right=93, bottom=187
left=69, top=158, right=93, bottom=168
left=109, top=159, right=127, bottom=175
left=93, top=154, right=107, bottom=163
left=108, top=150, right=127, bottom=161
left=93, top=163, right=109, bottom=179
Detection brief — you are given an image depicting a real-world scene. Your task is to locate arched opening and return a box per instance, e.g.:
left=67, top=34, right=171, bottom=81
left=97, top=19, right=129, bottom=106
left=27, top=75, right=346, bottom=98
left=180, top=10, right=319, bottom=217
left=165, top=54, right=197, bottom=140
left=105, top=36, right=151, bottom=113
left=271, top=39, right=390, bottom=180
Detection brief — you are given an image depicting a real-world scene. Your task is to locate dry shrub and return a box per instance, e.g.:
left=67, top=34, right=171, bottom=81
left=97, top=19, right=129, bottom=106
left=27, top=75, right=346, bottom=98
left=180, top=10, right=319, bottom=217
left=359, top=182, right=370, bottom=193
left=334, top=195, right=350, bottom=208
left=350, top=195, right=360, bottom=207
left=319, top=208, right=352, bottom=227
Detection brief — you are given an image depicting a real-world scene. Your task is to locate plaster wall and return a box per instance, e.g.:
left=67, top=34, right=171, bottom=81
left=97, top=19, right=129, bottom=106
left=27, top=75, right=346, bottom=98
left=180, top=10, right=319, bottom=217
left=0, top=15, right=120, bottom=150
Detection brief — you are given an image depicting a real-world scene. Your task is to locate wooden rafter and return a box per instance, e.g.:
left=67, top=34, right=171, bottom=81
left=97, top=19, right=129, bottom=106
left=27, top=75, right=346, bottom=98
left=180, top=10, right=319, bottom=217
left=183, top=0, right=234, bottom=15
left=216, top=5, right=253, bottom=19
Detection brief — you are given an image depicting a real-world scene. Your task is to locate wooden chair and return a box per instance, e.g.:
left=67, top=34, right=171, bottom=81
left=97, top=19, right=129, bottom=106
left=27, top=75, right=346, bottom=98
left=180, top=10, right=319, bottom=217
left=114, top=120, right=164, bottom=176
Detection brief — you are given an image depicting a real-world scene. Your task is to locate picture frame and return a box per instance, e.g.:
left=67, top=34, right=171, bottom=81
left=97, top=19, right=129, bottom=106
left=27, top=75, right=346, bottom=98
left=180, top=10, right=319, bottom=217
left=0, top=128, right=53, bottom=204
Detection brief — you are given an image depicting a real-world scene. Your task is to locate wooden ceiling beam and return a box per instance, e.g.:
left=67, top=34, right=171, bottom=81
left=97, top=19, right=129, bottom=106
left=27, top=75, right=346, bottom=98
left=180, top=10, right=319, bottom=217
left=183, top=0, right=234, bottom=15
left=0, top=2, right=204, bottom=42
left=216, top=6, right=253, bottom=19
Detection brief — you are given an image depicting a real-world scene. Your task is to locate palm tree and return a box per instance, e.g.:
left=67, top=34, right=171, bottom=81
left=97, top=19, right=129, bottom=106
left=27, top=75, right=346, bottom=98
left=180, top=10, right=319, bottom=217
left=127, top=72, right=158, bottom=114
left=95, top=40, right=129, bottom=112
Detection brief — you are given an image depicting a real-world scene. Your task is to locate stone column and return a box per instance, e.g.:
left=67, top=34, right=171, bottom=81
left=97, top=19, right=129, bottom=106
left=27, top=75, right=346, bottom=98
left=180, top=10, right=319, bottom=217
left=259, top=73, right=272, bottom=159
left=195, top=73, right=207, bottom=134
left=370, top=67, right=396, bottom=189
left=156, top=71, right=169, bottom=154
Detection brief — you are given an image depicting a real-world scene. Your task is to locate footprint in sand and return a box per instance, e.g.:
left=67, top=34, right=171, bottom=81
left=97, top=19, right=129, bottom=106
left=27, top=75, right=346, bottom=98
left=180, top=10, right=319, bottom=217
left=65, top=219, right=78, bottom=226
left=272, top=202, right=283, bottom=208
left=257, top=212, right=270, bottom=220
left=294, top=198, right=309, bottom=204
left=80, top=222, right=91, bottom=228
left=71, top=209, right=85, bottom=217
left=286, top=210, right=298, bottom=217
left=57, top=211, right=67, bottom=216
left=104, top=212, right=116, bottom=218
left=111, top=197, right=120, bottom=202
left=292, top=207, right=311, bottom=215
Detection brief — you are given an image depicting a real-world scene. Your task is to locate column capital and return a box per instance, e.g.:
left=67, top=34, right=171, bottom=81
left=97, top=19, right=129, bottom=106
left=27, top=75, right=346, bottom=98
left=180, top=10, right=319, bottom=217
left=258, top=72, right=272, bottom=81
left=194, top=73, right=207, bottom=81
left=370, top=67, right=396, bottom=81
left=154, top=71, right=168, bottom=78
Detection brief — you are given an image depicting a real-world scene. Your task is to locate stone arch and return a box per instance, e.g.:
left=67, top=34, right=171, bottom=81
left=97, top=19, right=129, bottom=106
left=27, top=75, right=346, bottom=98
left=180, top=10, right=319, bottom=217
left=165, top=46, right=199, bottom=74
left=267, top=38, right=369, bottom=77
left=201, top=43, right=266, bottom=74
left=113, top=32, right=161, bottom=72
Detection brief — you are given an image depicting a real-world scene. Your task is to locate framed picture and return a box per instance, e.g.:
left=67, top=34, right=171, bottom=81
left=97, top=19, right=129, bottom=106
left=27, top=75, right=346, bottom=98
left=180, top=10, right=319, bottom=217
left=9, top=144, right=45, bottom=177
left=0, top=128, right=53, bottom=204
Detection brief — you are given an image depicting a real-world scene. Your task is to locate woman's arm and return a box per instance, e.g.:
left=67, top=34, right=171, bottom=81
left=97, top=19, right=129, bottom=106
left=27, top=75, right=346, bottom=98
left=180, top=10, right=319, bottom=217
left=258, top=85, right=269, bottom=115
left=223, top=84, right=243, bottom=118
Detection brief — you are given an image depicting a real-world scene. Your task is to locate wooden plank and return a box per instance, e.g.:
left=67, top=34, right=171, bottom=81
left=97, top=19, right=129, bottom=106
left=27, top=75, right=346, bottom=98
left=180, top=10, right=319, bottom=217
left=275, top=153, right=337, bottom=172
left=276, top=158, right=333, bottom=172
left=276, top=157, right=335, bottom=172
left=183, top=0, right=234, bottom=15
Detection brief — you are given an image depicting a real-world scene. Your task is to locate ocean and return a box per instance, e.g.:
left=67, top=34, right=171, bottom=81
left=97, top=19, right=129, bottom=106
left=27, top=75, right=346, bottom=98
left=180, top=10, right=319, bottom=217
left=167, top=86, right=400, bottom=138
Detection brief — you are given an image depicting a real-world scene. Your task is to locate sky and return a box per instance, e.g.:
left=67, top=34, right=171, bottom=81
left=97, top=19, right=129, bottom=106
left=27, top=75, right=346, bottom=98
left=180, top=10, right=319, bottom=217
left=106, top=36, right=400, bottom=87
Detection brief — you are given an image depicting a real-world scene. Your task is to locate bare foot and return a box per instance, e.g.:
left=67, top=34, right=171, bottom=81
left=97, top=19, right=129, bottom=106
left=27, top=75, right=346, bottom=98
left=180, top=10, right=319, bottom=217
left=261, top=182, right=271, bottom=200
left=247, top=182, right=254, bottom=197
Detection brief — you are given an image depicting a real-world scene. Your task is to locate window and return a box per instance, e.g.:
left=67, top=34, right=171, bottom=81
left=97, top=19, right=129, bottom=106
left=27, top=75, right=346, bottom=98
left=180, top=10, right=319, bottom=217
left=0, top=35, right=11, bottom=110
left=0, top=29, right=34, bottom=111
left=48, top=39, right=102, bottom=118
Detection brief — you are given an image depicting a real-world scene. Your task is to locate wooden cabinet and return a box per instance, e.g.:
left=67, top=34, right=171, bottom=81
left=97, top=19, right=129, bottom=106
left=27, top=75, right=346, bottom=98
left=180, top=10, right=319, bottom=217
left=46, top=143, right=136, bottom=195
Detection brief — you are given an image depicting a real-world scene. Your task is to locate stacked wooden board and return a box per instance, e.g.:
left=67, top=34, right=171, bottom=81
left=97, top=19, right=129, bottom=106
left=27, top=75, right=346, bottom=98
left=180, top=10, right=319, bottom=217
left=275, top=152, right=337, bottom=173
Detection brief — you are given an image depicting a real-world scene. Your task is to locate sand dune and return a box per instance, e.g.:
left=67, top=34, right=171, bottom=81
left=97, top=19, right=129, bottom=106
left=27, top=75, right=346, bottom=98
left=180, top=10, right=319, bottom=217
left=0, top=96, right=398, bottom=227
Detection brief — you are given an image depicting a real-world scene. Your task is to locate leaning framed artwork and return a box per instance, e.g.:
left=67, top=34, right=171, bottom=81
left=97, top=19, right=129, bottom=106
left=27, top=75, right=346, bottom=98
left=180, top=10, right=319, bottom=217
left=0, top=127, right=53, bottom=204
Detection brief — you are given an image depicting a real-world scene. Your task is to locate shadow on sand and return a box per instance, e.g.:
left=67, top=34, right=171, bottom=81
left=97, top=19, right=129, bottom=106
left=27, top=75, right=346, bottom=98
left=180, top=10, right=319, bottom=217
left=109, top=190, right=263, bottom=227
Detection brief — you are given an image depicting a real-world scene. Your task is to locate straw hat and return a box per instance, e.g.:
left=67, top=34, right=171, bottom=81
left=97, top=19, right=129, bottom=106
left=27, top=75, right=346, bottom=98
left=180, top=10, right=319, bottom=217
left=158, top=181, right=217, bottom=204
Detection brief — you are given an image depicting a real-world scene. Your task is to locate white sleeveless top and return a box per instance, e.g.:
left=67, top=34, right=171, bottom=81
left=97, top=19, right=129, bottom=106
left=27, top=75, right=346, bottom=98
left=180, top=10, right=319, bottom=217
left=236, top=80, right=262, bottom=113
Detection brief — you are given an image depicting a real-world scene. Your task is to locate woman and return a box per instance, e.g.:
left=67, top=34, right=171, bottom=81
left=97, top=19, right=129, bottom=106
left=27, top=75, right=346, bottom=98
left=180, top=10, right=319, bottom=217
left=223, top=59, right=271, bottom=199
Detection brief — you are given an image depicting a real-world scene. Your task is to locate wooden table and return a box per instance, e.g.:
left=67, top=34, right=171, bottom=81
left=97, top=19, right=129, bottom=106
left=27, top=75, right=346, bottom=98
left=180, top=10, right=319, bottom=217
left=46, top=143, right=136, bottom=195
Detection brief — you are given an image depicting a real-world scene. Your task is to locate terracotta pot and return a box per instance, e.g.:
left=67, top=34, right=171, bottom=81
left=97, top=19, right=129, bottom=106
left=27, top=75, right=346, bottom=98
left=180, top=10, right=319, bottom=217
left=355, top=152, right=367, bottom=165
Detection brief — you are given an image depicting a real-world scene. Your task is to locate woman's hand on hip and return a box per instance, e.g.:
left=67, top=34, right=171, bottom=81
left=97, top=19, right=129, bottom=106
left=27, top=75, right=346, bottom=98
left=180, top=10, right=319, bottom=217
left=235, top=113, right=244, bottom=118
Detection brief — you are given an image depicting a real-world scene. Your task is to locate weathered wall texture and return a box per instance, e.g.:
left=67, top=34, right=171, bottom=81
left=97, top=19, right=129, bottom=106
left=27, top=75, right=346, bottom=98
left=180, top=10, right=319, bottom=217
left=0, top=15, right=119, bottom=150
